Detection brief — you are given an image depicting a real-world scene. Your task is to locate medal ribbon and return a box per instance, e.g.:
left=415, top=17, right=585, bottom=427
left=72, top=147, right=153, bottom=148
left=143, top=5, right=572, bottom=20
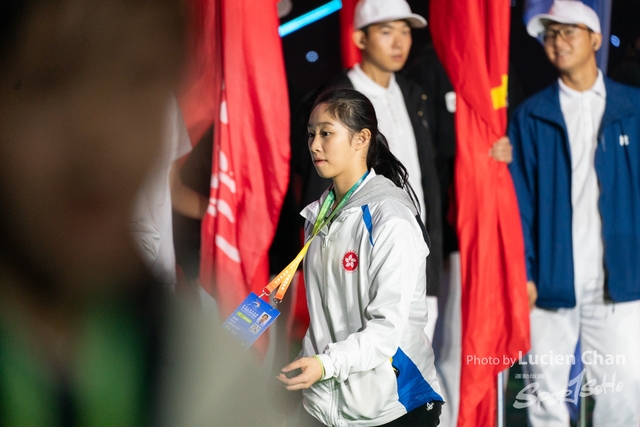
left=263, top=171, right=369, bottom=303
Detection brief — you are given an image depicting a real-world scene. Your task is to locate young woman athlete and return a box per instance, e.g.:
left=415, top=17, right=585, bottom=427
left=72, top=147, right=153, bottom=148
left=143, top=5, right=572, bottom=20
left=278, top=88, right=443, bottom=427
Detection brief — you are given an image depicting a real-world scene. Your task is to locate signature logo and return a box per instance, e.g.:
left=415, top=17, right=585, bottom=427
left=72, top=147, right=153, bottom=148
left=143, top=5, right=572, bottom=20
left=513, top=369, right=623, bottom=409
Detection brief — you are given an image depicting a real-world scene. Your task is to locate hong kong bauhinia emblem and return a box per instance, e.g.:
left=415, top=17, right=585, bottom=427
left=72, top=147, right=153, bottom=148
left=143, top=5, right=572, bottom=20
left=342, top=251, right=359, bottom=272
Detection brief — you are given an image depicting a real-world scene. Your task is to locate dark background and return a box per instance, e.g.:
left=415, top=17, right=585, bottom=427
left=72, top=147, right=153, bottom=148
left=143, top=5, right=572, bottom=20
left=280, top=0, right=640, bottom=105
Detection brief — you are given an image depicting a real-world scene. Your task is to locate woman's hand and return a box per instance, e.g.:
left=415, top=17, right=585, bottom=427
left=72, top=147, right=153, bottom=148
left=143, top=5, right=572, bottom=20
left=277, top=357, right=323, bottom=390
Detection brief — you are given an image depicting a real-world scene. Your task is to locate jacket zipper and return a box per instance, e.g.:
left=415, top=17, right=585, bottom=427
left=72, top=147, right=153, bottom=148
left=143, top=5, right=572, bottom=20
left=321, top=216, right=339, bottom=426
left=322, top=230, right=329, bottom=314
left=330, top=378, right=338, bottom=427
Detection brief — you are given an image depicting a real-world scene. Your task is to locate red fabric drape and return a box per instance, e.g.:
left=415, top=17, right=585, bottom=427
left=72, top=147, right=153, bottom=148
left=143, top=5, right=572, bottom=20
left=180, top=0, right=221, bottom=145
left=180, top=0, right=290, bottom=351
left=430, top=0, right=530, bottom=425
left=339, top=0, right=361, bottom=69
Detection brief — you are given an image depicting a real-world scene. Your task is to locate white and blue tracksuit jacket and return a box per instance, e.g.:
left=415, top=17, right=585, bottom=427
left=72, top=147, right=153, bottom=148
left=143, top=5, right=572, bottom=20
left=299, top=170, right=442, bottom=427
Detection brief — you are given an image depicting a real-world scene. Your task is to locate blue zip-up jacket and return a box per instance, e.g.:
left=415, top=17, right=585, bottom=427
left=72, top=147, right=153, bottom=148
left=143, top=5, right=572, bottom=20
left=508, top=77, right=640, bottom=309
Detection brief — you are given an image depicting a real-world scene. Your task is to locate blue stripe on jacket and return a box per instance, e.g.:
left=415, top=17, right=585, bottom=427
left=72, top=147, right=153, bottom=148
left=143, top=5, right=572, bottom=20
left=361, top=205, right=374, bottom=246
left=391, top=347, right=443, bottom=412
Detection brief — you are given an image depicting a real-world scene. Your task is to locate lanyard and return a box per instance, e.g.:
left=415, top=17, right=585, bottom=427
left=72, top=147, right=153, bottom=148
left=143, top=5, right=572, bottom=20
left=263, top=171, right=369, bottom=303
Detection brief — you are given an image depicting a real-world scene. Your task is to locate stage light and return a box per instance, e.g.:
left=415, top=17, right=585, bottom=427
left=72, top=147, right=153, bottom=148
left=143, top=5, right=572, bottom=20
left=279, top=0, right=342, bottom=37
left=610, top=35, right=620, bottom=47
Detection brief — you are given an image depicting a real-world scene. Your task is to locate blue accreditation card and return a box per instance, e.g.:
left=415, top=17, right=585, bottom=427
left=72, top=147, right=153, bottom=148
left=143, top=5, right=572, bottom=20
left=223, top=292, right=280, bottom=348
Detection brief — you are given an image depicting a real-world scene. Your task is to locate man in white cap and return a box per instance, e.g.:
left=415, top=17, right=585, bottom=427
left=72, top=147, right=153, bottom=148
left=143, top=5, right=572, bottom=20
left=346, top=0, right=513, bottom=327
left=507, top=1, right=640, bottom=426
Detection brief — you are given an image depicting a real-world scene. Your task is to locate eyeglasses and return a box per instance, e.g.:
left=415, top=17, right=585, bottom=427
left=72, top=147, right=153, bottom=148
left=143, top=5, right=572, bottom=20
left=540, top=25, right=590, bottom=45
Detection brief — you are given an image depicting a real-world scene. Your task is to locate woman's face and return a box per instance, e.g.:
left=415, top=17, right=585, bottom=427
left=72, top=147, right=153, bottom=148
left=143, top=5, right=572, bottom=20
left=307, top=104, right=362, bottom=182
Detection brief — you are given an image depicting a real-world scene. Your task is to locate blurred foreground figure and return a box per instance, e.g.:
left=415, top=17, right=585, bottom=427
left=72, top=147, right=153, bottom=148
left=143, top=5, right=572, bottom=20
left=0, top=1, right=276, bottom=425
left=131, top=96, right=193, bottom=291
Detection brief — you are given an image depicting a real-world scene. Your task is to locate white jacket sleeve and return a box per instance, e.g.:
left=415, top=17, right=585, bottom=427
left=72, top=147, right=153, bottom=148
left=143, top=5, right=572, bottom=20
left=317, top=216, right=427, bottom=382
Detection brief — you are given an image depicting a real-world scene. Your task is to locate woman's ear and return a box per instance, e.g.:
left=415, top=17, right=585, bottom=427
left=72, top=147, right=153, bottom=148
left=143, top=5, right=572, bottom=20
left=353, top=129, right=371, bottom=151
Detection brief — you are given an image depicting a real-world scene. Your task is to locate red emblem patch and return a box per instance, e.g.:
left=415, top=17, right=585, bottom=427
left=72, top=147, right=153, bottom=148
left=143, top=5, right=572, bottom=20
left=342, top=251, right=359, bottom=272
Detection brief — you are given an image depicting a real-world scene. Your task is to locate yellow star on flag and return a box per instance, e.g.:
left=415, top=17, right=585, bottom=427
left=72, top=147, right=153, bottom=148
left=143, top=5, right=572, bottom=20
left=491, top=75, right=508, bottom=110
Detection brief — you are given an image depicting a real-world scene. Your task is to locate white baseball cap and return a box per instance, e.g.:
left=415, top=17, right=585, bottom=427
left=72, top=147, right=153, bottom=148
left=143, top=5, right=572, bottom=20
left=354, top=0, right=427, bottom=30
left=526, top=0, right=601, bottom=37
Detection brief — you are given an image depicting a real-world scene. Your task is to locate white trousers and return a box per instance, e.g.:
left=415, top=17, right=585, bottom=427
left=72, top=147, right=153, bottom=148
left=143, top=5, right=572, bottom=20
left=424, top=295, right=438, bottom=342
left=522, top=278, right=640, bottom=427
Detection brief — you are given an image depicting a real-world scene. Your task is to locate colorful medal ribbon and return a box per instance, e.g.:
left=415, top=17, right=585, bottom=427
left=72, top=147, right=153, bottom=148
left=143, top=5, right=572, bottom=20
left=263, top=171, right=369, bottom=303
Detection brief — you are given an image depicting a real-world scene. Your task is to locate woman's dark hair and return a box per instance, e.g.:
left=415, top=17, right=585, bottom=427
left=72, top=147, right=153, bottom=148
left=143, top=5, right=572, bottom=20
left=312, top=87, right=420, bottom=212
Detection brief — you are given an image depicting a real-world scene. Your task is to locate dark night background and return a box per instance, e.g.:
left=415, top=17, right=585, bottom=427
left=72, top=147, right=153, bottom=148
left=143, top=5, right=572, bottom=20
left=279, top=0, right=640, bottom=108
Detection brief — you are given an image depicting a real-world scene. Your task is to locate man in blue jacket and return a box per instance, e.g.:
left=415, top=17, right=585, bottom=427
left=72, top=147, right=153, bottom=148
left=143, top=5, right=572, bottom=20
left=507, top=1, right=640, bottom=426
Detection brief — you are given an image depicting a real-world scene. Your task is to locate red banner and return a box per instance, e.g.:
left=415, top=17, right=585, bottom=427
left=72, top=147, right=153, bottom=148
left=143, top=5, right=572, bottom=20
left=430, top=0, right=530, bottom=425
left=340, top=0, right=361, bottom=69
left=181, top=0, right=290, bottom=332
left=180, top=0, right=221, bottom=146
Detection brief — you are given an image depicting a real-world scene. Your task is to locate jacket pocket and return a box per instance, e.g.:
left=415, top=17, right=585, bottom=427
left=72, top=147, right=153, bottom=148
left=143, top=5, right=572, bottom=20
left=337, top=361, right=398, bottom=421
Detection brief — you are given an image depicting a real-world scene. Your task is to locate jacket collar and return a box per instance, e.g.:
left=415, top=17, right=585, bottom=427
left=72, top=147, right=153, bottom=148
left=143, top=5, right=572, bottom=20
left=600, top=77, right=635, bottom=130
left=349, top=63, right=397, bottom=96
left=529, top=82, right=565, bottom=127
left=299, top=169, right=378, bottom=224
left=529, top=75, right=634, bottom=131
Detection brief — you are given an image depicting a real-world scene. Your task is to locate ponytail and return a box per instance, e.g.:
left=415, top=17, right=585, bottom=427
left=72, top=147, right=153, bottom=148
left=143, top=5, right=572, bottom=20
left=367, top=130, right=421, bottom=214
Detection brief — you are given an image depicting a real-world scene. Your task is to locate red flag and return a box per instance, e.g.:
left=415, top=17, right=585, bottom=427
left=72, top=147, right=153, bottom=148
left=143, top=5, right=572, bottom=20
left=180, top=0, right=220, bottom=146
left=430, top=1, right=530, bottom=426
left=181, top=0, right=290, bottom=330
left=339, top=0, right=360, bottom=69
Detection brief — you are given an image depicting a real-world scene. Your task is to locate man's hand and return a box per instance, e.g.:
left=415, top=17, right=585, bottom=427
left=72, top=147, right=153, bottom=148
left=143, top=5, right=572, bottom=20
left=489, top=136, right=513, bottom=164
left=527, top=281, right=538, bottom=312
left=277, top=357, right=323, bottom=390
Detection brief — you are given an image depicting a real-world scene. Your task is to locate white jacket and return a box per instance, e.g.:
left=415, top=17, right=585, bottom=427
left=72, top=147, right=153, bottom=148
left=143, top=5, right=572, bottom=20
left=300, top=170, right=442, bottom=427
